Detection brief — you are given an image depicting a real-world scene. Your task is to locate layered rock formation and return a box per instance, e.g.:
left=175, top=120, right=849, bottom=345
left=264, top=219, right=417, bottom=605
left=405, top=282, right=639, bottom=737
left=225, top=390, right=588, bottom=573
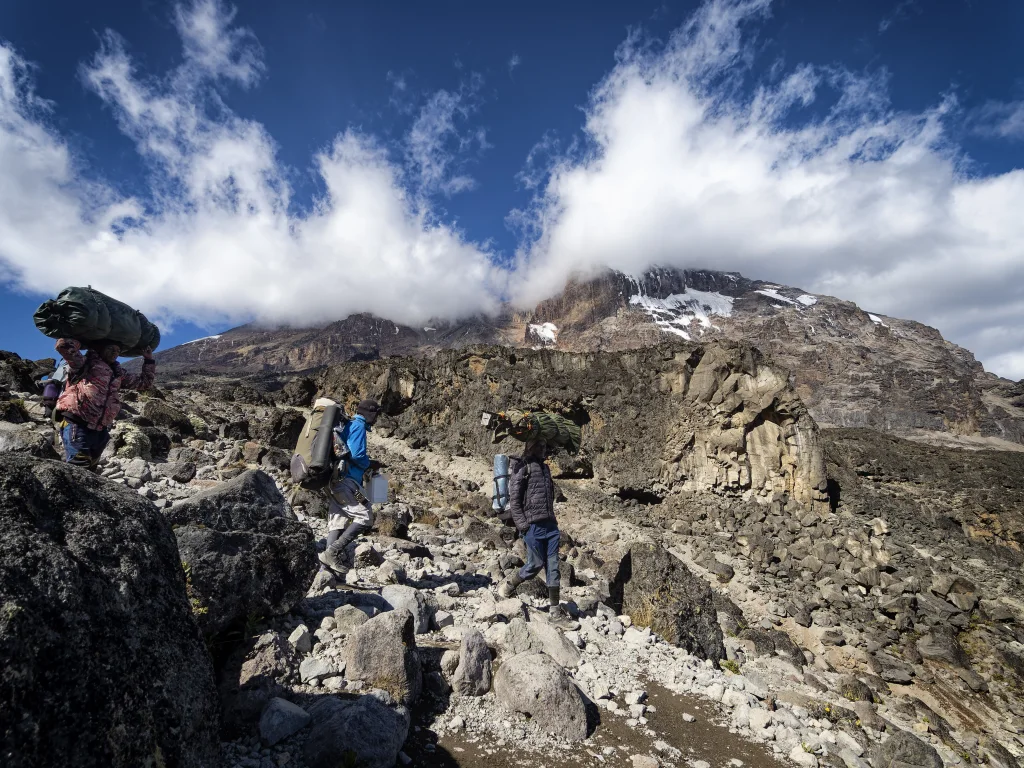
left=319, top=341, right=829, bottom=510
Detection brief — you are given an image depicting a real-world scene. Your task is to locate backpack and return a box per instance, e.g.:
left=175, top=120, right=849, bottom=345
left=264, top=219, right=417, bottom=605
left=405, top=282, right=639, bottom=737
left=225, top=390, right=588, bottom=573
left=290, top=398, right=349, bottom=491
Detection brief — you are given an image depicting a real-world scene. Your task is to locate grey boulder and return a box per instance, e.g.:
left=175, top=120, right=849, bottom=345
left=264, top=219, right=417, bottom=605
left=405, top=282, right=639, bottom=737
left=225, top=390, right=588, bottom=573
left=381, top=584, right=432, bottom=634
left=259, top=697, right=311, bottom=746
left=493, top=652, right=588, bottom=741
left=452, top=628, right=492, bottom=696
left=345, top=609, right=423, bottom=706
left=611, top=542, right=725, bottom=662
left=303, top=695, right=411, bottom=768
left=871, top=729, right=943, bottom=768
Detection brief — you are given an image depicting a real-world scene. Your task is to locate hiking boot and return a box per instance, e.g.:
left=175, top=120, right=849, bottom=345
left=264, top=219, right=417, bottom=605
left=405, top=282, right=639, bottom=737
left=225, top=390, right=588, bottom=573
left=497, top=575, right=522, bottom=599
left=318, top=546, right=349, bottom=575
left=548, top=604, right=579, bottom=631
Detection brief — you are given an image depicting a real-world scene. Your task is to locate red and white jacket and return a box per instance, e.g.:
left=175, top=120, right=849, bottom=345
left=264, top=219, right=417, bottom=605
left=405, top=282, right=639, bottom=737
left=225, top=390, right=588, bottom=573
left=55, top=339, right=156, bottom=431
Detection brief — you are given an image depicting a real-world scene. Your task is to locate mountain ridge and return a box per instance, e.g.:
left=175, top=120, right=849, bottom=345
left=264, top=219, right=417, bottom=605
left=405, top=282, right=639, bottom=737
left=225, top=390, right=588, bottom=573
left=153, top=267, right=1024, bottom=451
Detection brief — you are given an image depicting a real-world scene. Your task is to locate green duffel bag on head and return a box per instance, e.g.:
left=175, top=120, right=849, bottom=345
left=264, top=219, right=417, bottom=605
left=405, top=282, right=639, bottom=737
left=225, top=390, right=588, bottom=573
left=34, top=286, right=161, bottom=357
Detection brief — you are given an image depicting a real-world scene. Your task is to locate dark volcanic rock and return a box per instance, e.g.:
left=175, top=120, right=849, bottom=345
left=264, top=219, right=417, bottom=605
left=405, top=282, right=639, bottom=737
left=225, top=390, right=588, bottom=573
left=872, top=729, right=943, bottom=768
left=141, top=398, right=194, bottom=437
left=303, top=694, right=411, bottom=768
left=0, top=455, right=219, bottom=767
left=168, top=470, right=318, bottom=637
left=611, top=542, right=726, bottom=662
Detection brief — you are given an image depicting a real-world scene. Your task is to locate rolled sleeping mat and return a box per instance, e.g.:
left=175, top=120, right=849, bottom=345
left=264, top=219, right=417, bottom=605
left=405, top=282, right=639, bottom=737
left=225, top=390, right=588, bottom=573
left=308, top=404, right=339, bottom=473
left=492, top=453, right=510, bottom=513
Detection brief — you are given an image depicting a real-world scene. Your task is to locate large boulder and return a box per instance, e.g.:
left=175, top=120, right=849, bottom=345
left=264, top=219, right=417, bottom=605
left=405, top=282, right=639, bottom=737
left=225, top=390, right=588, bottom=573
left=381, top=585, right=432, bottom=634
left=871, top=729, right=943, bottom=768
left=141, top=398, right=194, bottom=437
left=452, top=628, right=492, bottom=696
left=167, top=470, right=317, bottom=637
left=611, top=542, right=726, bottom=662
left=218, top=631, right=299, bottom=735
left=493, top=652, right=588, bottom=741
left=345, top=609, right=423, bottom=707
left=0, top=455, right=219, bottom=767
left=0, top=422, right=58, bottom=459
left=303, top=694, right=411, bottom=768
left=250, top=409, right=306, bottom=449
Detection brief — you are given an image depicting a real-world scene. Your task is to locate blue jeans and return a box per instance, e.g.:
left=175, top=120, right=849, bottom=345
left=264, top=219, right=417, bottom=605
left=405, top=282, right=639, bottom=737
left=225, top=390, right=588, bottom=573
left=62, top=423, right=110, bottom=468
left=518, top=518, right=561, bottom=588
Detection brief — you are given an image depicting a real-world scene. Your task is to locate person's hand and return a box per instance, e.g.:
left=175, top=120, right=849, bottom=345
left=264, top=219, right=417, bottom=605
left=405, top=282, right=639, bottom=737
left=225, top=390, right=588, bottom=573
left=141, top=347, right=154, bottom=361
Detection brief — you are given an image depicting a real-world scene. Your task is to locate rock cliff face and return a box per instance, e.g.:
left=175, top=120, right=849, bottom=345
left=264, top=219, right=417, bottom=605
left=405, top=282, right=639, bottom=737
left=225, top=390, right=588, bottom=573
left=152, top=266, right=1024, bottom=451
left=318, top=341, right=829, bottom=510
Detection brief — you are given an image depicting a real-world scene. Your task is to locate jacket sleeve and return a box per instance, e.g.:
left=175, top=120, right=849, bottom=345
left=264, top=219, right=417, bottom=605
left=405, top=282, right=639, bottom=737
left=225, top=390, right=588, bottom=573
left=508, top=460, right=528, bottom=532
left=55, top=338, right=85, bottom=373
left=120, top=359, right=156, bottom=392
left=346, top=418, right=369, bottom=471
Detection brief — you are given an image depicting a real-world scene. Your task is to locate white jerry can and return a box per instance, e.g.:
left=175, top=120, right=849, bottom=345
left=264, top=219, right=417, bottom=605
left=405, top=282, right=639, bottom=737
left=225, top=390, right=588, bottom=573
left=365, top=473, right=389, bottom=504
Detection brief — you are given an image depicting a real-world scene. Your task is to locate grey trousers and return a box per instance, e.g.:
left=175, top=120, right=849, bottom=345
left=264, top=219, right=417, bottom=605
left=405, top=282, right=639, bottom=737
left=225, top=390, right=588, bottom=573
left=328, top=476, right=373, bottom=531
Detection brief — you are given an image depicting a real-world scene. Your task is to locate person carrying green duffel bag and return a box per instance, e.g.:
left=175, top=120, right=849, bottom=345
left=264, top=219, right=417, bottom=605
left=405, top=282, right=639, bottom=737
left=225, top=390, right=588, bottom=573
left=53, top=338, right=156, bottom=469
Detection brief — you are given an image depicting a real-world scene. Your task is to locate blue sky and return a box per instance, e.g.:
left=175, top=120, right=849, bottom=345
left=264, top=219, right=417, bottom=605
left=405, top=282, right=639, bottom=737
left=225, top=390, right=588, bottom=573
left=1, top=0, right=1023, bottom=377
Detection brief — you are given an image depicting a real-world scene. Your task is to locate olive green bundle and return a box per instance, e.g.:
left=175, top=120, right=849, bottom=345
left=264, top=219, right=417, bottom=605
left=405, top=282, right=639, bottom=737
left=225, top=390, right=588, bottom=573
left=34, top=286, right=161, bottom=357
left=491, top=410, right=582, bottom=454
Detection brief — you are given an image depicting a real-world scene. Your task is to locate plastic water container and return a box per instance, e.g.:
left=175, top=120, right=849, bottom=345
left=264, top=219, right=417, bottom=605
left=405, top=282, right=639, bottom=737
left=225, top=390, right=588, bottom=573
left=365, top=473, right=389, bottom=504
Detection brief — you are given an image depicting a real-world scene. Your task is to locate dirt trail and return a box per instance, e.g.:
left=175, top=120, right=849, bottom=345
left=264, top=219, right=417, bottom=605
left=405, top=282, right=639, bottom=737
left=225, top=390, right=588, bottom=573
left=403, top=681, right=784, bottom=768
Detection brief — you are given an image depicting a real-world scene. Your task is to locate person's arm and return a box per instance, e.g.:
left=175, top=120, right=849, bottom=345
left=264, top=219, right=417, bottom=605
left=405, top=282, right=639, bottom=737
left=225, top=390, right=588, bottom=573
left=121, top=348, right=156, bottom=392
left=347, top=418, right=369, bottom=471
left=55, top=338, right=86, bottom=373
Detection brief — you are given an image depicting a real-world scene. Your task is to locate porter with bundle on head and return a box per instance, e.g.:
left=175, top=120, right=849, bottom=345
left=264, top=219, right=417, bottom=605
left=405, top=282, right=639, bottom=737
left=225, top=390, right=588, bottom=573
left=33, top=287, right=160, bottom=469
left=483, top=409, right=582, bottom=630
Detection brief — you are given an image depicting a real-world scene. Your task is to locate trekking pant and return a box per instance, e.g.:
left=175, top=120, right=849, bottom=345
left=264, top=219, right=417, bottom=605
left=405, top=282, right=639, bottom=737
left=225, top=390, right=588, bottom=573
left=62, top=423, right=110, bottom=469
left=518, top=518, right=561, bottom=588
left=327, top=477, right=374, bottom=532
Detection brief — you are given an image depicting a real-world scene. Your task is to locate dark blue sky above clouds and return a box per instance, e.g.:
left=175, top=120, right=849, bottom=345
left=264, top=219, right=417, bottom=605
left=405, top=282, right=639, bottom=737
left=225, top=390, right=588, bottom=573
left=1, top=0, right=1022, bottom=375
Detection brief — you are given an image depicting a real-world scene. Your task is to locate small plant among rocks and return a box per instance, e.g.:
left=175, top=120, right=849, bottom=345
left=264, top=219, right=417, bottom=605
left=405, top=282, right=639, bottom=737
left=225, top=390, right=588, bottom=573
left=181, top=561, right=208, bottom=617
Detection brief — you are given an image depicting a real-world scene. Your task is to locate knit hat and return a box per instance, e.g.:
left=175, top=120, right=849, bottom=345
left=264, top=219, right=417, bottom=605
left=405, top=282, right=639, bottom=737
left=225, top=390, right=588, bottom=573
left=356, top=398, right=381, bottom=424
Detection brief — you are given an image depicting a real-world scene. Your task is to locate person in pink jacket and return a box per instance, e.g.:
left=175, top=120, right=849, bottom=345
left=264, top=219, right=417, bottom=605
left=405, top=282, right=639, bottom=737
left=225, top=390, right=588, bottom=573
left=54, top=338, right=156, bottom=468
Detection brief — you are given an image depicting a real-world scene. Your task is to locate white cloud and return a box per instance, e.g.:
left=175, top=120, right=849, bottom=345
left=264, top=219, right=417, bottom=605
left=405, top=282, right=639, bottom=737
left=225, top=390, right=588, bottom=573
left=0, top=0, right=503, bottom=332
left=405, top=74, right=488, bottom=198
left=510, top=0, right=1024, bottom=380
left=878, top=0, right=918, bottom=34
left=972, top=99, right=1024, bottom=141
left=508, top=54, right=521, bottom=76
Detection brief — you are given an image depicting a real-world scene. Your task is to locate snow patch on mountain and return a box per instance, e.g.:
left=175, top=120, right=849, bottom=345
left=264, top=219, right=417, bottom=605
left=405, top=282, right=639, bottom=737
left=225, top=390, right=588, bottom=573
left=629, top=289, right=735, bottom=340
left=756, top=288, right=797, bottom=306
left=797, top=294, right=818, bottom=306
left=528, top=322, right=558, bottom=344
left=183, top=334, right=223, bottom=345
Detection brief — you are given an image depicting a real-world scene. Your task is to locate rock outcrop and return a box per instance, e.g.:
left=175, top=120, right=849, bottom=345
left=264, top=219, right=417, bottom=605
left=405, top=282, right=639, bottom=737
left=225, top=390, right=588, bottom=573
left=320, top=341, right=829, bottom=509
left=0, top=455, right=219, bottom=767
left=610, top=542, right=726, bottom=662
left=167, top=469, right=318, bottom=637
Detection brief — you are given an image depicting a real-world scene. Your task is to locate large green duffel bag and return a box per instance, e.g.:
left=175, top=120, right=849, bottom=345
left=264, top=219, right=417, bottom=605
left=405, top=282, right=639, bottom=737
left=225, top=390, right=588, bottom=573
left=491, top=409, right=582, bottom=454
left=33, top=286, right=161, bottom=357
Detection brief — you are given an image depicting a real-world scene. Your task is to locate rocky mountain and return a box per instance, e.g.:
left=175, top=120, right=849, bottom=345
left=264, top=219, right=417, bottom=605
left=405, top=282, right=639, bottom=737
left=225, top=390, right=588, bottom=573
left=153, top=267, right=1024, bottom=451
left=2, top=337, right=1024, bottom=768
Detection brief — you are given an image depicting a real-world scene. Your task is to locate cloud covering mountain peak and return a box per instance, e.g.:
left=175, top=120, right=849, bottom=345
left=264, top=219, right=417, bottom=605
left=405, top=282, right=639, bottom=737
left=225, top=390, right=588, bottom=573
left=0, top=0, right=1022, bottom=378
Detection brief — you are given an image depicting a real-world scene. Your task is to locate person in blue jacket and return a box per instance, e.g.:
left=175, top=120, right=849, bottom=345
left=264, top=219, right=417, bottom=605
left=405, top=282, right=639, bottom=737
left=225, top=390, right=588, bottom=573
left=318, top=398, right=381, bottom=574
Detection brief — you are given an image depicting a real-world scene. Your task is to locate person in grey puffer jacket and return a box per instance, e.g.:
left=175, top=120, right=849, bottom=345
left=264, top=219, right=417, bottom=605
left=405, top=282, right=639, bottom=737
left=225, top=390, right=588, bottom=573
left=498, top=440, right=576, bottom=629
